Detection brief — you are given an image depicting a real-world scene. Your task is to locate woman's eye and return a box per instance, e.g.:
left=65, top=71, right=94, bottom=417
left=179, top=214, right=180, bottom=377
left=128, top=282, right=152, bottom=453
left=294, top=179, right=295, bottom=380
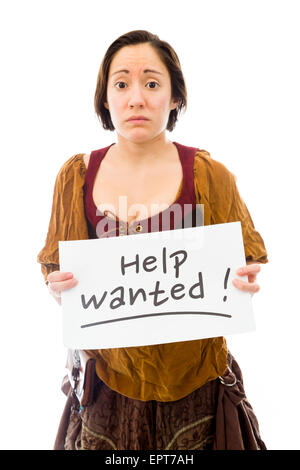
left=146, top=81, right=159, bottom=89
left=115, top=81, right=127, bottom=89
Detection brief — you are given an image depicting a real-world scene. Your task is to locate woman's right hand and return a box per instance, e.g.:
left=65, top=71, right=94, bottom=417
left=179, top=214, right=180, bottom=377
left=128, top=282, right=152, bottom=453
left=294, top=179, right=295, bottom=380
left=47, top=271, right=78, bottom=305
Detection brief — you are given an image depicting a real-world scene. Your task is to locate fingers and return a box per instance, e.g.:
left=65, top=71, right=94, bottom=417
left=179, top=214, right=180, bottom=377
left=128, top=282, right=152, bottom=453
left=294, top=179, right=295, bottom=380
left=47, top=271, right=74, bottom=283
left=234, top=263, right=261, bottom=293
left=236, top=264, right=261, bottom=276
left=47, top=271, right=78, bottom=297
left=232, top=278, right=260, bottom=294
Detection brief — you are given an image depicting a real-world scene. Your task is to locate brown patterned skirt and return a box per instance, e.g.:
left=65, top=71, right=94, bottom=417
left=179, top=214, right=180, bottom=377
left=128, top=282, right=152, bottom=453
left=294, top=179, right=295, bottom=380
left=54, top=352, right=266, bottom=451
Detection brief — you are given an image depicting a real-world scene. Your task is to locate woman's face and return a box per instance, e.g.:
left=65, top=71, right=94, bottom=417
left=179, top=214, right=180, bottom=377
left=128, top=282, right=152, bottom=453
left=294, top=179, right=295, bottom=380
left=104, top=43, right=178, bottom=144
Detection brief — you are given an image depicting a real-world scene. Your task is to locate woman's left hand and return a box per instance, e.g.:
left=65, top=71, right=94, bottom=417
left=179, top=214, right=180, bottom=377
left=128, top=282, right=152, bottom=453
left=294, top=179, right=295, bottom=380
left=232, top=262, right=261, bottom=296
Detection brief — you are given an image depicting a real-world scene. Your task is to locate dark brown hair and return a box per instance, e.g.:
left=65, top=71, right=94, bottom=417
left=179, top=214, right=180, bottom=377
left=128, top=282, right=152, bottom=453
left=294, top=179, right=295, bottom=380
left=94, top=30, right=187, bottom=132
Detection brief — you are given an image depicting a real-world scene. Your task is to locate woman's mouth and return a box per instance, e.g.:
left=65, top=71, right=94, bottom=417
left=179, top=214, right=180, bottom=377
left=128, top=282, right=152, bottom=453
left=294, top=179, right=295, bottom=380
left=127, top=119, right=149, bottom=124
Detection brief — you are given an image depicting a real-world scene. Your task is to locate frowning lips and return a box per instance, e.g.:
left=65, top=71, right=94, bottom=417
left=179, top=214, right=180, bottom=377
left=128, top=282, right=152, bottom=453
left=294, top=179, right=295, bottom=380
left=126, top=115, right=149, bottom=121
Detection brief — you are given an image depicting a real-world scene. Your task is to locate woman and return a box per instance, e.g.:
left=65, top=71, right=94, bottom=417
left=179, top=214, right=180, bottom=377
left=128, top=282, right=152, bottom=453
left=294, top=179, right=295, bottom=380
left=37, top=30, right=268, bottom=450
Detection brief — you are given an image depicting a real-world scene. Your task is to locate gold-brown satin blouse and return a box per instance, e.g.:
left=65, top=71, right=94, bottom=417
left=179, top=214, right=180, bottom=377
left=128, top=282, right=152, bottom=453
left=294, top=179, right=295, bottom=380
left=37, top=149, right=268, bottom=402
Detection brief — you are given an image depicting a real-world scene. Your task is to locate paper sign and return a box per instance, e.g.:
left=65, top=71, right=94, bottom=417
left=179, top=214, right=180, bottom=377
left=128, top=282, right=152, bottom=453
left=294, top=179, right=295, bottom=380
left=58, top=222, right=255, bottom=349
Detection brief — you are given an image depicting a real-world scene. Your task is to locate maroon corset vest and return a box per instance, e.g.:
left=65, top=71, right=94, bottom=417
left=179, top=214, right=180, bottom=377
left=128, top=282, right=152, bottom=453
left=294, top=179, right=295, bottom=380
left=83, top=141, right=203, bottom=239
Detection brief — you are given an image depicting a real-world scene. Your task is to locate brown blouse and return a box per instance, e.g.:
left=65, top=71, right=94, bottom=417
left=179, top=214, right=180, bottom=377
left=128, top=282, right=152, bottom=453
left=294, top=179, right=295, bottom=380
left=37, top=146, right=268, bottom=402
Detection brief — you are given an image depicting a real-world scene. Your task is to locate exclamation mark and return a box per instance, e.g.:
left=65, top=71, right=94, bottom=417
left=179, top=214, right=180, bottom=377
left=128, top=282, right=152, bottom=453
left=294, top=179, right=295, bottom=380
left=223, top=268, right=230, bottom=301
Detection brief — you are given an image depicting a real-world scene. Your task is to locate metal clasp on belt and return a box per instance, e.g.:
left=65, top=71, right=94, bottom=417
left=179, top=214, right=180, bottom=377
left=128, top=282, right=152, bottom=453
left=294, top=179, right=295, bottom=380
left=218, top=366, right=237, bottom=387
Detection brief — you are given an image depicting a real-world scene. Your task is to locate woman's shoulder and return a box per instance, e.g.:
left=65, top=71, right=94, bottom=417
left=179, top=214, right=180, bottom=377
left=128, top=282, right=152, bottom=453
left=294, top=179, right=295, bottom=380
left=194, top=148, right=235, bottom=184
left=55, top=152, right=88, bottom=181
left=63, top=152, right=90, bottom=170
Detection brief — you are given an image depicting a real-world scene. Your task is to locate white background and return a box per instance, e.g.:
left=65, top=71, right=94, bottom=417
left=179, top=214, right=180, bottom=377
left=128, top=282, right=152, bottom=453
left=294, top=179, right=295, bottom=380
left=0, top=0, right=299, bottom=450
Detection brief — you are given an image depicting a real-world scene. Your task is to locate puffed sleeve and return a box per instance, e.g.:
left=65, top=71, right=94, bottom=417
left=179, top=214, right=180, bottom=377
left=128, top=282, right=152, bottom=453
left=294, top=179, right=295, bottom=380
left=226, top=171, right=268, bottom=263
left=37, top=153, right=89, bottom=285
left=194, top=151, right=269, bottom=264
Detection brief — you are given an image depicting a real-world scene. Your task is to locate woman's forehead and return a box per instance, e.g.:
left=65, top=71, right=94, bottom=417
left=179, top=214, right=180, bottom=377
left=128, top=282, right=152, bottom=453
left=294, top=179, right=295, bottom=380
left=109, top=44, right=166, bottom=75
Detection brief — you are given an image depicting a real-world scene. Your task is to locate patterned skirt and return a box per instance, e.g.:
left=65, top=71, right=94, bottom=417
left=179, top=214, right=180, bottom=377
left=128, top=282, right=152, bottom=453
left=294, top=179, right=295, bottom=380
left=54, top=352, right=266, bottom=451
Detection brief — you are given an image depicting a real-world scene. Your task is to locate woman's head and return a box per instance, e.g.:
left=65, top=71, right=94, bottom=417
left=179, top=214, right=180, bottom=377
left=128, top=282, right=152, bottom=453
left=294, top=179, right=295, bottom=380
left=94, top=30, right=187, bottom=142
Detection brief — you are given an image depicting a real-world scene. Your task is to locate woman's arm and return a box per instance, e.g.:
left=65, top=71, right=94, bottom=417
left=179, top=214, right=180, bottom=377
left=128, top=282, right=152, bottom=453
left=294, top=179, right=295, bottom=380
left=37, top=153, right=88, bottom=284
left=194, top=154, right=268, bottom=296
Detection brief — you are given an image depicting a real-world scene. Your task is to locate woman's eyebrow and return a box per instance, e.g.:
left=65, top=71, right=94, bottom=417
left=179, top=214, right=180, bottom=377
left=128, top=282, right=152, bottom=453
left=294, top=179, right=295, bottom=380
left=111, top=69, right=164, bottom=77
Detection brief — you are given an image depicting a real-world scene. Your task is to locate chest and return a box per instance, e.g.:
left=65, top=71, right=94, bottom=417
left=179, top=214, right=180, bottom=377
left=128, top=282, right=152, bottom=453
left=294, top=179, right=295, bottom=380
left=92, top=158, right=183, bottom=224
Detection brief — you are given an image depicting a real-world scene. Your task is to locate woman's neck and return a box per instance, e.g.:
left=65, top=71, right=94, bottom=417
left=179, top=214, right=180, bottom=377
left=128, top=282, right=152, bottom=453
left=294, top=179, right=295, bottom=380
left=111, top=134, right=175, bottom=168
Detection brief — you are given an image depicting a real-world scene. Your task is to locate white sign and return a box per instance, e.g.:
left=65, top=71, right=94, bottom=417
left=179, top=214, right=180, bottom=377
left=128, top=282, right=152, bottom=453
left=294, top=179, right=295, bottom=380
left=59, top=222, right=255, bottom=349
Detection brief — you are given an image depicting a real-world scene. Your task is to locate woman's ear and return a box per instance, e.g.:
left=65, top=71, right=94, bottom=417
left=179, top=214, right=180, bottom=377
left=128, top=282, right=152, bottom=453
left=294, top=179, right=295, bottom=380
left=170, top=98, right=179, bottom=110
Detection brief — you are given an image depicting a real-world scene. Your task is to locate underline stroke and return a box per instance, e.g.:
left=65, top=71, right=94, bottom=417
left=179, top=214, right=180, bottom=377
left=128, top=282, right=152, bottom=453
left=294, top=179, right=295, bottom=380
left=81, top=311, right=232, bottom=329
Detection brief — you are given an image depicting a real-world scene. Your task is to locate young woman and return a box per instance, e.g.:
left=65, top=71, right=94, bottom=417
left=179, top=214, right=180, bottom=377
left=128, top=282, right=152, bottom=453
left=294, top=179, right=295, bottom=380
left=37, top=30, right=268, bottom=450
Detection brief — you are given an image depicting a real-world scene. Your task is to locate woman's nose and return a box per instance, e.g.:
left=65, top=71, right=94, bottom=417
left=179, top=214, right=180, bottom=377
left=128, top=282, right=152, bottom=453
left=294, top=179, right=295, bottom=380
left=127, top=84, right=146, bottom=108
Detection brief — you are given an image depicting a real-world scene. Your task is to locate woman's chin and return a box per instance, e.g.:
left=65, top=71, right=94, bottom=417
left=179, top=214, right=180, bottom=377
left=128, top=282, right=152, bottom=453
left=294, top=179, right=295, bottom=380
left=118, top=128, right=165, bottom=144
